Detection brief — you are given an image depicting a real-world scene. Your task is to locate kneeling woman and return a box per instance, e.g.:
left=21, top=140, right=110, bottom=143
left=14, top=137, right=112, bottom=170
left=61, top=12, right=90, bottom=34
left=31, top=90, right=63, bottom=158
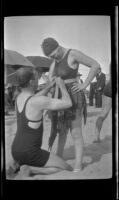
left=11, top=67, right=72, bottom=175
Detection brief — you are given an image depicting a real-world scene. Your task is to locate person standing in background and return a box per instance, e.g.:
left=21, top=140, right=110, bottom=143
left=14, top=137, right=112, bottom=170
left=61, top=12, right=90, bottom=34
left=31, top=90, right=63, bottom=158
left=4, top=85, right=11, bottom=115
left=77, top=73, right=83, bottom=84
left=89, top=82, right=97, bottom=106
left=95, top=67, right=106, bottom=108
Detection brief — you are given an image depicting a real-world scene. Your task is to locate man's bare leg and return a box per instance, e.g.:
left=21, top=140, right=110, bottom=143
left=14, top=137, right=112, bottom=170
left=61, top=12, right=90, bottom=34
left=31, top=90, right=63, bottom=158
left=94, top=95, right=112, bottom=142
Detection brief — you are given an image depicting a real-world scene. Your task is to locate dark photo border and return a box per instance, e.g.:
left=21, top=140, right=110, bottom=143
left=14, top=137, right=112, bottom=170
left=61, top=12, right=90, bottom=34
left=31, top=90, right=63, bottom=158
left=1, top=2, right=118, bottom=200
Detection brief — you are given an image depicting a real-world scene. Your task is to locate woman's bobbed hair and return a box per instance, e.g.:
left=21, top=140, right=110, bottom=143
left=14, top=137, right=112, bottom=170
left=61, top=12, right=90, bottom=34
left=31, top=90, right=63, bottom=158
left=16, top=67, right=36, bottom=88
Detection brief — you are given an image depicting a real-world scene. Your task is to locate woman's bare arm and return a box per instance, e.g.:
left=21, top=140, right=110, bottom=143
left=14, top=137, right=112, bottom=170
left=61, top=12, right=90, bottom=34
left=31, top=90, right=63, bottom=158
left=35, top=80, right=55, bottom=97
left=71, top=50, right=100, bottom=92
left=31, top=78, right=72, bottom=111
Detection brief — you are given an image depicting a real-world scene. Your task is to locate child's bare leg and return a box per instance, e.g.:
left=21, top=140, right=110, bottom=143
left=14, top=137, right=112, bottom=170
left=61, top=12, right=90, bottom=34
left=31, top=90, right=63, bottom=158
left=94, top=116, right=104, bottom=142
left=94, top=95, right=112, bottom=142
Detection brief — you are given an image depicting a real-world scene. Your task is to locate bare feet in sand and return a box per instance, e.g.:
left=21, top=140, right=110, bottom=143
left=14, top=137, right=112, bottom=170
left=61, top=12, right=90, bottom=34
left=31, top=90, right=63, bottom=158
left=73, top=162, right=82, bottom=172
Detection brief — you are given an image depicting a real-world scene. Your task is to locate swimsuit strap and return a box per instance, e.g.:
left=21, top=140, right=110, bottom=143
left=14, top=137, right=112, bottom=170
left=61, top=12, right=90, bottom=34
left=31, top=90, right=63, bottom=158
left=17, top=95, right=43, bottom=123
left=16, top=95, right=33, bottom=113
left=28, top=117, right=43, bottom=123
left=23, top=95, right=33, bottom=110
left=24, top=95, right=43, bottom=123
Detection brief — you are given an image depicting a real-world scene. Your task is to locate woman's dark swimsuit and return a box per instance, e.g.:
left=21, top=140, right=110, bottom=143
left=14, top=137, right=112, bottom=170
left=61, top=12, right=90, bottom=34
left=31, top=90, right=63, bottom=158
left=12, top=96, right=50, bottom=167
left=48, top=49, right=87, bottom=149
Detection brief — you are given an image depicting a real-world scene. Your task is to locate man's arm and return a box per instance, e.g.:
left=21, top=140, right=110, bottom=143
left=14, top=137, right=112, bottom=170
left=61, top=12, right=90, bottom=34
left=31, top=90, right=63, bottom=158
left=32, top=78, right=72, bottom=111
left=48, top=60, right=56, bottom=81
left=71, top=50, right=100, bottom=92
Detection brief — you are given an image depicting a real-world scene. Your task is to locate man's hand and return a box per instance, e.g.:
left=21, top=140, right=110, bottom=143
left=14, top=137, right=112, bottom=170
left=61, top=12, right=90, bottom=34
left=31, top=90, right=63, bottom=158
left=71, top=82, right=86, bottom=93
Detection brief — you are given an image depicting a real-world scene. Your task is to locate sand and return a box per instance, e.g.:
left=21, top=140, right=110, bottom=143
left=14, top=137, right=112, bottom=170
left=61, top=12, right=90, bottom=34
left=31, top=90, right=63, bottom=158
left=4, top=105, right=112, bottom=180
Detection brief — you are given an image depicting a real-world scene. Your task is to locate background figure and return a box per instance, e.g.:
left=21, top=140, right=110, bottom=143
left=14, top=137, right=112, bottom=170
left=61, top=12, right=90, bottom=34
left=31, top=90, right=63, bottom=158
left=77, top=73, right=83, bottom=84
left=89, top=82, right=97, bottom=106
left=94, top=80, right=112, bottom=142
left=7, top=87, right=13, bottom=108
left=4, top=86, right=11, bottom=115
left=12, top=86, right=21, bottom=107
left=95, top=67, right=106, bottom=108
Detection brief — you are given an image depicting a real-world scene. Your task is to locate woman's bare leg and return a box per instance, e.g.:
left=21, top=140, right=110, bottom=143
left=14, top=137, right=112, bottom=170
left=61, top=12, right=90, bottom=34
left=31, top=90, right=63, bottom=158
left=18, top=153, right=72, bottom=177
left=70, top=109, right=84, bottom=171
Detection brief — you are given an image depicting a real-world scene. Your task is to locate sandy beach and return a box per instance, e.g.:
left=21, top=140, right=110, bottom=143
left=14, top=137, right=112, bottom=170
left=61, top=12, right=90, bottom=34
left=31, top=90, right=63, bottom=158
left=4, top=105, right=112, bottom=180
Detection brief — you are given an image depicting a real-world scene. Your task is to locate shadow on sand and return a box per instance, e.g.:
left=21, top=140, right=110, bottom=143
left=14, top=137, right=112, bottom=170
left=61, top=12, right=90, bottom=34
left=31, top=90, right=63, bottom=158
left=63, top=135, right=112, bottom=170
left=87, top=110, right=101, bottom=117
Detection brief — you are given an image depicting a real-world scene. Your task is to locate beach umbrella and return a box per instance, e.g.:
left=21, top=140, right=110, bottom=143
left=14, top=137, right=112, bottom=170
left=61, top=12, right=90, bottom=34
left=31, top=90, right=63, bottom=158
left=4, top=49, right=36, bottom=85
left=27, top=56, right=52, bottom=72
left=5, top=49, right=35, bottom=67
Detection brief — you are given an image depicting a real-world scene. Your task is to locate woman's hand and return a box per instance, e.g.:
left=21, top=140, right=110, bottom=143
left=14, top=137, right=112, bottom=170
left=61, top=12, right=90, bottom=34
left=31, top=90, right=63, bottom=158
left=35, top=79, right=56, bottom=97
left=46, top=78, right=56, bottom=88
left=71, top=82, right=87, bottom=93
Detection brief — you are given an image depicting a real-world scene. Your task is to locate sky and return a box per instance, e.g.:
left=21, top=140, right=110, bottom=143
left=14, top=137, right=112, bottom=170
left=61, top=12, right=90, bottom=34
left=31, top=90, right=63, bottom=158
left=4, top=16, right=111, bottom=82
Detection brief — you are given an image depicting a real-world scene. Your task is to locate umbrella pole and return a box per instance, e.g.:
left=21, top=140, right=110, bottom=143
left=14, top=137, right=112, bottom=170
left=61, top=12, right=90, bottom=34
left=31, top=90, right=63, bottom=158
left=7, top=72, right=17, bottom=76
left=5, top=66, right=7, bottom=85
